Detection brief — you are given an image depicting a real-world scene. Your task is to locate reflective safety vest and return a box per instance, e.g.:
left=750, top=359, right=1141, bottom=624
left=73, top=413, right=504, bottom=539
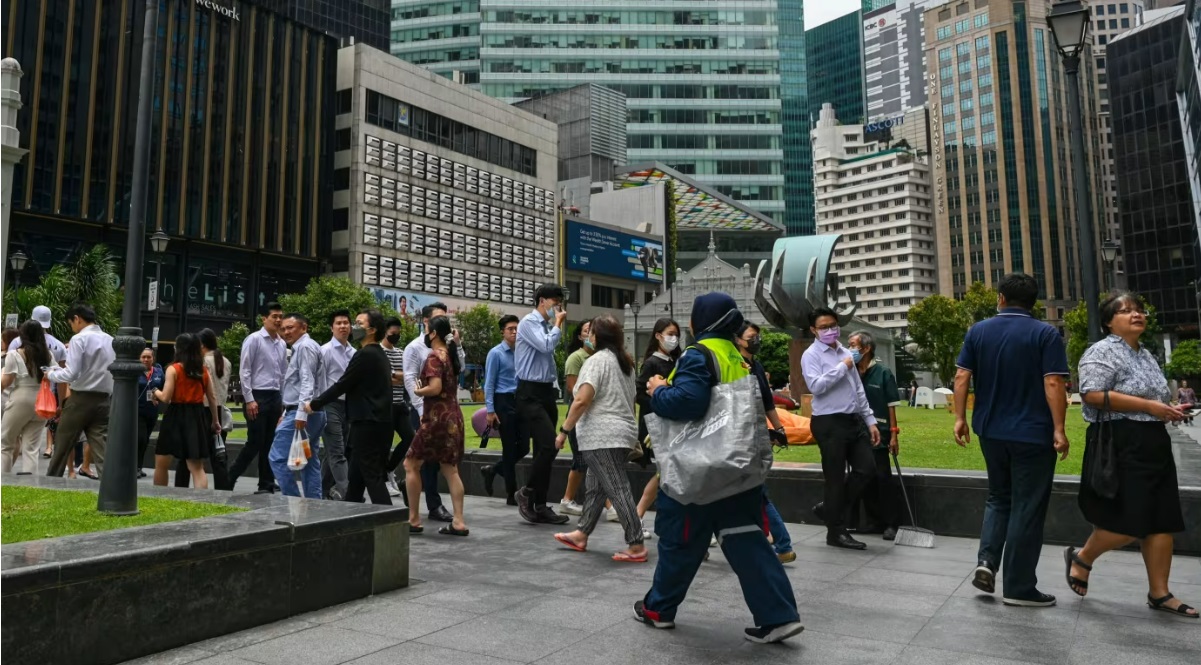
left=668, top=337, right=748, bottom=385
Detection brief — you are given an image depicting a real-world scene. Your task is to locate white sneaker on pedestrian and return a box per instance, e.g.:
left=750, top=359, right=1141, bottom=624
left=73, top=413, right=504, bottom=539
left=385, top=472, right=402, bottom=497
left=559, top=499, right=583, bottom=516
left=606, top=506, right=620, bottom=522
left=641, top=520, right=654, bottom=540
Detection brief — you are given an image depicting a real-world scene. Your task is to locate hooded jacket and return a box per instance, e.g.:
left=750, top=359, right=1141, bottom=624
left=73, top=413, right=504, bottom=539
left=649, top=292, right=745, bottom=421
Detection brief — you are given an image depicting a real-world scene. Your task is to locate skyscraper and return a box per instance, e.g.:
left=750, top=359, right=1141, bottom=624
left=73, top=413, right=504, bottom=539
left=863, top=0, right=941, bottom=123
left=806, top=10, right=867, bottom=124
left=390, top=2, right=810, bottom=234
left=926, top=0, right=1105, bottom=320
left=1110, top=5, right=1197, bottom=334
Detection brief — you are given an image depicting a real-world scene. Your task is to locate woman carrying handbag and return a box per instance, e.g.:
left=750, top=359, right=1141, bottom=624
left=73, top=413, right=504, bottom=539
left=1, top=321, right=54, bottom=474
left=1065, top=292, right=1196, bottom=618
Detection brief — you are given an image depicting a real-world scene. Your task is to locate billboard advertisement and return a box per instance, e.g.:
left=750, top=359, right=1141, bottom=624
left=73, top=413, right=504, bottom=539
left=566, top=220, right=664, bottom=283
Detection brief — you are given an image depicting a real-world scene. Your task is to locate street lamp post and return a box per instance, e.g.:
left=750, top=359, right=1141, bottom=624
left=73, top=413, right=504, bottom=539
left=1049, top=0, right=1102, bottom=343
left=149, top=231, right=169, bottom=351
left=1100, top=239, right=1119, bottom=293
left=97, top=0, right=158, bottom=516
left=627, top=300, right=641, bottom=355
left=9, top=249, right=27, bottom=290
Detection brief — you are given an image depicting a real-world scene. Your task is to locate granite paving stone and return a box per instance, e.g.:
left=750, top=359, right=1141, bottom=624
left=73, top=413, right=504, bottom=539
left=122, top=495, right=1201, bottom=665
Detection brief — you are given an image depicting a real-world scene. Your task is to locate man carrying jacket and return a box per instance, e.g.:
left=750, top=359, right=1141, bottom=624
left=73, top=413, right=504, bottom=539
left=634, top=292, right=803, bottom=644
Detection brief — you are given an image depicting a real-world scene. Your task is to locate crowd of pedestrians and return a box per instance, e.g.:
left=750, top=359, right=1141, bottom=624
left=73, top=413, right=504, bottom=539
left=1, top=270, right=1195, bottom=641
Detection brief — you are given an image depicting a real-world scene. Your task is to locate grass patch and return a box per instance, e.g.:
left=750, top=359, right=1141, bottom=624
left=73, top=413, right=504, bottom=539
left=1, top=486, right=245, bottom=545
left=226, top=402, right=1089, bottom=475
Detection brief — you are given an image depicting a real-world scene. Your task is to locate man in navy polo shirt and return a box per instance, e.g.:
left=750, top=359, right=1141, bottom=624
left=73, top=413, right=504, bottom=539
left=953, top=273, right=1069, bottom=608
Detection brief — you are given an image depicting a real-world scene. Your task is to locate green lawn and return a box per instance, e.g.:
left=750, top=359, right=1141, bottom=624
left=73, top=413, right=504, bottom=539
left=1, top=486, right=245, bottom=544
left=227, top=402, right=1089, bottom=475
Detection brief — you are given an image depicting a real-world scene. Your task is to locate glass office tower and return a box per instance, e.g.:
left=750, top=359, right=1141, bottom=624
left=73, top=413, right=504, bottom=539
left=806, top=9, right=866, bottom=124
left=391, top=2, right=806, bottom=232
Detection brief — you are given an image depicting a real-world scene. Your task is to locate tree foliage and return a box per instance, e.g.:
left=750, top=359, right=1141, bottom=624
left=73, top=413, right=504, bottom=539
left=1064, top=294, right=1161, bottom=378
left=454, top=303, right=503, bottom=368
left=1165, top=339, right=1201, bottom=380
left=960, top=281, right=999, bottom=324
left=2, top=245, right=122, bottom=340
left=758, top=331, right=793, bottom=385
left=218, top=322, right=250, bottom=376
left=906, top=294, right=968, bottom=386
left=277, top=276, right=406, bottom=345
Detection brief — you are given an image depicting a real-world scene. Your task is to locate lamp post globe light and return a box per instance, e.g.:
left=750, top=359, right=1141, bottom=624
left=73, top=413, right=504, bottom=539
left=1100, top=239, right=1120, bottom=291
left=1049, top=0, right=1103, bottom=343
left=9, top=249, right=27, bottom=289
left=628, top=299, right=641, bottom=356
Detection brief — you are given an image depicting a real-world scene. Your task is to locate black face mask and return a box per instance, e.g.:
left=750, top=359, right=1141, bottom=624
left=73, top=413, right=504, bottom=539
left=746, top=335, right=762, bottom=356
left=386, top=333, right=400, bottom=346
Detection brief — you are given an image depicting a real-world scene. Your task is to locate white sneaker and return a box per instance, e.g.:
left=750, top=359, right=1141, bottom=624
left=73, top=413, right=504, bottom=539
left=385, top=472, right=402, bottom=497
left=641, top=520, right=654, bottom=540
left=559, top=499, right=583, bottom=516
left=606, top=506, right=620, bottom=522
left=710, top=535, right=718, bottom=547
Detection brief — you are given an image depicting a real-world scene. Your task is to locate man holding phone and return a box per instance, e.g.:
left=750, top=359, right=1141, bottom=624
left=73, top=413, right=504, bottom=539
left=514, top=284, right=569, bottom=524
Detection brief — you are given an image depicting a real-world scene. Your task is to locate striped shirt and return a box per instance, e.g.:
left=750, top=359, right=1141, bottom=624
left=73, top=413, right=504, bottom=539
left=383, top=345, right=407, bottom=406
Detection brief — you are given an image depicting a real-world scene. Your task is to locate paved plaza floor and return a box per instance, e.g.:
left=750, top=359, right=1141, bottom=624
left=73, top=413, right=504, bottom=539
left=125, top=494, right=1200, bottom=665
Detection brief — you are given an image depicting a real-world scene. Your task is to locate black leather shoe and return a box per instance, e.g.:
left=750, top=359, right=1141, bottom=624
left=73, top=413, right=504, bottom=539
left=429, top=505, right=454, bottom=522
left=480, top=465, right=496, bottom=497
left=827, top=533, right=867, bottom=550
left=972, top=562, right=996, bottom=594
left=535, top=506, right=571, bottom=524
left=882, top=527, right=897, bottom=541
left=812, top=502, right=827, bottom=523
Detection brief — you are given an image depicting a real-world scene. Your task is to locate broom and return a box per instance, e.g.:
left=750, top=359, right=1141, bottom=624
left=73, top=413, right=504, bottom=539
left=891, top=454, right=936, bottom=548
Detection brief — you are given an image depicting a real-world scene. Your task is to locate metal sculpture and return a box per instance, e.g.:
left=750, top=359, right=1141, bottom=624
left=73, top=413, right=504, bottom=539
left=754, top=234, right=858, bottom=334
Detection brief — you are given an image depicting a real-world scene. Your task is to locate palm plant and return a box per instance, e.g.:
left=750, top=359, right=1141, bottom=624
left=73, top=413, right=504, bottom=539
left=2, top=245, right=123, bottom=339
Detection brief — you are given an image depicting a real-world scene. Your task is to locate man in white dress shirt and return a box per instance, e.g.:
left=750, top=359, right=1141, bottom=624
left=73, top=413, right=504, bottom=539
left=44, top=303, right=115, bottom=477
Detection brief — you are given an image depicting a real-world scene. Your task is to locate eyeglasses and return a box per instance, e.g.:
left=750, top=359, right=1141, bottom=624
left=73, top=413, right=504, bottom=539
left=814, top=324, right=838, bottom=331
left=1115, top=308, right=1146, bottom=316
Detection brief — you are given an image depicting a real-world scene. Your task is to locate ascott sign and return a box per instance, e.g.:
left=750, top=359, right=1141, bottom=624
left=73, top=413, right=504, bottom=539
left=567, top=220, right=664, bottom=283
left=196, top=0, right=240, bottom=21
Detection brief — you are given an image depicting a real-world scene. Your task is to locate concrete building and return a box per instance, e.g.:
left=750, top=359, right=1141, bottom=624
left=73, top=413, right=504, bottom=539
left=389, top=2, right=811, bottom=235
left=1110, top=5, right=1197, bottom=336
left=1179, top=0, right=1201, bottom=270
left=863, top=0, right=942, bottom=123
left=0, top=0, right=385, bottom=336
left=807, top=9, right=867, bottom=125
left=334, top=43, right=558, bottom=318
left=925, top=0, right=1106, bottom=322
left=812, top=104, right=938, bottom=334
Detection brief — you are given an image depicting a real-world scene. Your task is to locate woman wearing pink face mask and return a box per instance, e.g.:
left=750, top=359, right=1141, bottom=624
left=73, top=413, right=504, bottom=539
left=799, top=307, right=881, bottom=551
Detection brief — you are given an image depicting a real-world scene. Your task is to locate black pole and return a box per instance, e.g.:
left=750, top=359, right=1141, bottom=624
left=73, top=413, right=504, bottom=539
left=152, top=256, right=162, bottom=350
left=98, top=0, right=157, bottom=515
left=1063, top=53, right=1102, bottom=343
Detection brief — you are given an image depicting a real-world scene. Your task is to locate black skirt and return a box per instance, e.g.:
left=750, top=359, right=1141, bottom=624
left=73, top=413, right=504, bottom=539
left=1078, top=419, right=1184, bottom=538
left=156, top=403, right=212, bottom=460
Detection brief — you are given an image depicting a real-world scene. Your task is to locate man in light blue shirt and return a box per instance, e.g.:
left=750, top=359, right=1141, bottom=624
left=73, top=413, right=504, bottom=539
left=800, top=306, right=879, bottom=551
left=319, top=309, right=354, bottom=500
left=514, top=284, right=569, bottom=524
left=268, top=313, right=326, bottom=498
left=480, top=315, right=528, bottom=504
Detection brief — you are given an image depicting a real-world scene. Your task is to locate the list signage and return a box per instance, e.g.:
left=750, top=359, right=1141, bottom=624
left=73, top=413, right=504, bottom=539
left=196, top=0, right=240, bottom=21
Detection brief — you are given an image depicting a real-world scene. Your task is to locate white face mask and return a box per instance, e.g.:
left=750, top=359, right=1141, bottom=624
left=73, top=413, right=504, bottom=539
left=661, top=335, right=679, bottom=352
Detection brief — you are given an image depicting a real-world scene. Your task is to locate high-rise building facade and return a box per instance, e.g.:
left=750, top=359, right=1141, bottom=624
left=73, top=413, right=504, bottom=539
left=1, top=0, right=384, bottom=336
left=806, top=10, right=867, bottom=124
left=812, top=104, right=938, bottom=334
left=1179, top=0, right=1201, bottom=258
left=1110, top=5, right=1197, bottom=334
left=863, top=0, right=941, bottom=123
left=390, top=2, right=809, bottom=234
left=780, top=0, right=813, bottom=235
left=1093, top=0, right=1147, bottom=279
left=925, top=0, right=1105, bottom=319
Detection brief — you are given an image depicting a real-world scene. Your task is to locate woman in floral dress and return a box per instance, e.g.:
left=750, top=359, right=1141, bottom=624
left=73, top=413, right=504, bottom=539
left=404, top=315, right=468, bottom=536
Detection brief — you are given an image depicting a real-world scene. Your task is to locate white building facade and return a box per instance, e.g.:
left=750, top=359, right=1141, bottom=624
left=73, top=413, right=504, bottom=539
left=812, top=103, right=938, bottom=335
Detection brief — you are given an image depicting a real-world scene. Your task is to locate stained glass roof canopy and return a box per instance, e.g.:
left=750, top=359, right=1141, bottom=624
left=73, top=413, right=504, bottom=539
left=613, top=163, right=785, bottom=234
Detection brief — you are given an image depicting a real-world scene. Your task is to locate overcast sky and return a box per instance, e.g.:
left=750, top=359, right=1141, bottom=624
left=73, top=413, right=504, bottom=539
left=807, top=0, right=865, bottom=31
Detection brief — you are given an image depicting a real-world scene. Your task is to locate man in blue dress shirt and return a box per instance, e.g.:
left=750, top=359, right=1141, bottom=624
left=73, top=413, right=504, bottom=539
left=513, top=284, right=570, bottom=524
left=480, top=314, right=529, bottom=505
left=268, top=313, right=326, bottom=498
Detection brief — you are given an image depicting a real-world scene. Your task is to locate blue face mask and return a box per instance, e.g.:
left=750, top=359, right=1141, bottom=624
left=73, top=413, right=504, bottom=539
left=850, top=349, right=862, bottom=364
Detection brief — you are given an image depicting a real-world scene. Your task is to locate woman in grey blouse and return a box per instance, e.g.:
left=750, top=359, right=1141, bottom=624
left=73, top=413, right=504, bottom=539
left=1064, top=292, right=1195, bottom=618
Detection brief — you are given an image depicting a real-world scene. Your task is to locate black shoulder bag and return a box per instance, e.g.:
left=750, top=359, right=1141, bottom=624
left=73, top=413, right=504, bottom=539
left=1085, top=390, right=1120, bottom=499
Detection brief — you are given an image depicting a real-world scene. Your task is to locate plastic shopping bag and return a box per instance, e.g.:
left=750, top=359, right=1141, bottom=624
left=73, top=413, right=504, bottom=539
left=35, top=378, right=56, bottom=420
left=287, top=427, right=309, bottom=471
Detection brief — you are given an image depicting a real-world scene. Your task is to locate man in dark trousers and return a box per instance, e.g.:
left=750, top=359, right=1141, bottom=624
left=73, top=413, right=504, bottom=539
left=513, top=284, right=570, bottom=525
left=230, top=302, right=287, bottom=493
left=847, top=330, right=903, bottom=540
left=953, top=272, right=1069, bottom=608
left=480, top=314, right=528, bottom=505
left=44, top=304, right=115, bottom=477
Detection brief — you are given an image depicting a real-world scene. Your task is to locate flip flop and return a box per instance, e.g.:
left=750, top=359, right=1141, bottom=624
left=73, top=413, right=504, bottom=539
left=612, top=550, right=648, bottom=563
left=409, top=525, right=424, bottom=534
left=1063, top=547, right=1091, bottom=597
left=438, top=525, right=469, bottom=537
left=554, top=533, right=587, bottom=552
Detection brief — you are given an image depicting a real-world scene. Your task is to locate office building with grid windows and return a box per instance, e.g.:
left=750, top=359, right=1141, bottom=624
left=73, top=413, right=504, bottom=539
left=812, top=103, right=938, bottom=334
left=806, top=9, right=867, bottom=124
left=334, top=43, right=559, bottom=316
left=0, top=0, right=387, bottom=337
left=389, top=2, right=811, bottom=235
left=863, top=0, right=942, bottom=123
left=925, top=0, right=1105, bottom=322
left=1110, top=5, right=1198, bottom=335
